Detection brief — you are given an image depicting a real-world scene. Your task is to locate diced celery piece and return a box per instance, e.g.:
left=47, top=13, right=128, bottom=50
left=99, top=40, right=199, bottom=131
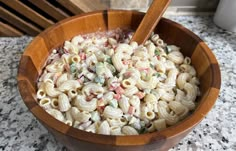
left=94, top=76, right=105, bottom=84
left=109, top=99, right=118, bottom=108
left=70, top=63, right=77, bottom=73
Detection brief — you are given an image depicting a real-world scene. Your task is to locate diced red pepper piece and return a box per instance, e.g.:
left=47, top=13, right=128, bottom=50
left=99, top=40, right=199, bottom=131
left=53, top=72, right=61, bottom=83
left=64, top=64, right=70, bottom=72
left=136, top=91, right=145, bottom=99
left=97, top=105, right=105, bottom=113
left=79, top=53, right=86, bottom=60
left=109, top=82, right=119, bottom=90
left=156, top=56, right=161, bottom=60
left=104, top=41, right=109, bottom=47
left=122, top=60, right=131, bottom=65
left=77, top=78, right=83, bottom=84
left=108, top=86, right=115, bottom=91
left=113, top=94, right=121, bottom=100
left=128, top=106, right=135, bottom=115
left=115, top=86, right=125, bottom=94
left=138, top=67, right=150, bottom=72
left=124, top=71, right=132, bottom=77
left=64, top=49, right=69, bottom=53
left=115, top=34, right=119, bottom=40
left=97, top=99, right=105, bottom=106
left=77, top=75, right=84, bottom=84
left=113, top=46, right=117, bottom=50
left=86, top=94, right=95, bottom=101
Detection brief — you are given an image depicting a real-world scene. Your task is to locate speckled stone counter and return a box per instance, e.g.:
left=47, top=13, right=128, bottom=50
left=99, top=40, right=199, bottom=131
left=0, top=16, right=235, bottom=151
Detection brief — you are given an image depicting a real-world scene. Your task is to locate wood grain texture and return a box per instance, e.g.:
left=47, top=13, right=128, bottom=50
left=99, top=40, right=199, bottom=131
left=29, top=0, right=69, bottom=21
left=0, top=7, right=41, bottom=35
left=69, top=0, right=108, bottom=12
left=18, top=55, right=39, bottom=88
left=17, top=10, right=221, bottom=151
left=56, top=0, right=84, bottom=14
left=31, top=105, right=71, bottom=134
left=0, top=21, right=23, bottom=36
left=23, top=36, right=50, bottom=73
left=0, top=0, right=54, bottom=28
left=131, top=0, right=171, bottom=44
left=57, top=0, right=108, bottom=14
left=0, top=0, right=108, bottom=36
left=17, top=78, right=38, bottom=109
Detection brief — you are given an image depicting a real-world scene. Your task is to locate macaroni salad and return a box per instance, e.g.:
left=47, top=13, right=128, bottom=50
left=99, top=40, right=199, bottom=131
left=36, top=29, right=200, bottom=135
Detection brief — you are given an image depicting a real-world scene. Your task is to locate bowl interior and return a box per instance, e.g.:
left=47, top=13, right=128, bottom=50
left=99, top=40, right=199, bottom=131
left=17, top=10, right=220, bottom=150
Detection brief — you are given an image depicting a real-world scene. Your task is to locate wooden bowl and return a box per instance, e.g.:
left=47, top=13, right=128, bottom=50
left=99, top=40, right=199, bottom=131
left=17, top=10, right=221, bottom=151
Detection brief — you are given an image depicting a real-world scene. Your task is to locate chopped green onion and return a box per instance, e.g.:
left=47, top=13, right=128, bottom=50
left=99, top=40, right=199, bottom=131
left=173, top=87, right=177, bottom=93
left=145, top=74, right=152, bottom=81
left=106, top=57, right=112, bottom=64
left=70, top=63, right=77, bottom=73
left=138, top=122, right=148, bottom=134
left=83, top=77, right=89, bottom=83
left=139, top=127, right=147, bottom=134
left=58, top=47, right=64, bottom=55
left=165, top=46, right=171, bottom=54
left=141, top=72, right=152, bottom=81
left=140, top=121, right=146, bottom=127
left=154, top=72, right=161, bottom=77
left=140, top=71, right=147, bottom=80
left=94, top=76, right=105, bottom=84
left=150, top=63, right=155, bottom=69
left=104, top=62, right=116, bottom=73
left=155, top=49, right=160, bottom=56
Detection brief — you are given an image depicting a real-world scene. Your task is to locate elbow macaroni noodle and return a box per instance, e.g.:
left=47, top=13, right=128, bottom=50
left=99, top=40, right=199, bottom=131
left=36, top=29, right=200, bottom=135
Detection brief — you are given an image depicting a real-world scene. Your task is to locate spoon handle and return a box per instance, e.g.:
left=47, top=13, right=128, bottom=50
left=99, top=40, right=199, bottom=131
left=131, top=0, right=171, bottom=44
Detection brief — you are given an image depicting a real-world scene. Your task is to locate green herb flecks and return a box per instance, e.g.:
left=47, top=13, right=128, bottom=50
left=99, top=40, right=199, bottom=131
left=154, top=72, right=161, bottom=77
left=155, top=49, right=160, bottom=56
left=139, top=127, right=147, bottom=134
left=165, top=46, right=171, bottom=54
left=106, top=57, right=112, bottom=64
left=94, top=75, right=105, bottom=85
left=109, top=99, right=118, bottom=108
left=150, top=63, right=155, bottom=69
left=70, top=63, right=78, bottom=74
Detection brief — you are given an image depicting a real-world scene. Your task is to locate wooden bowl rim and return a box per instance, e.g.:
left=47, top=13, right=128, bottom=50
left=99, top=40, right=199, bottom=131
left=18, top=10, right=221, bottom=146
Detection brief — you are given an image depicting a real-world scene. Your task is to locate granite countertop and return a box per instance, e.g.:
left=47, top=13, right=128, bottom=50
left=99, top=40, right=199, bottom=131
left=0, top=15, right=235, bottom=151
